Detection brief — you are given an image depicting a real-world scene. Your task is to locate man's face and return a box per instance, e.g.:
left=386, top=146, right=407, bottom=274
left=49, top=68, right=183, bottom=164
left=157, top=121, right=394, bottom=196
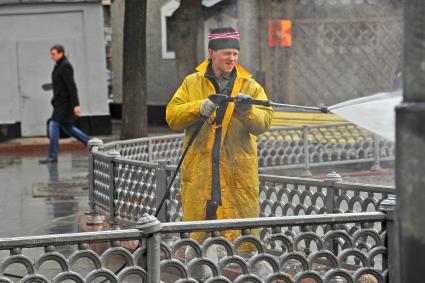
left=50, top=49, right=63, bottom=62
left=209, top=48, right=239, bottom=77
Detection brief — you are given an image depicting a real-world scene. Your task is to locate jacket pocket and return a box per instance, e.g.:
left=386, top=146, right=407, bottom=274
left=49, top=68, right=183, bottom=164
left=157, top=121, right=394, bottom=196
left=232, top=155, right=259, bottom=189
left=181, top=150, right=209, bottom=183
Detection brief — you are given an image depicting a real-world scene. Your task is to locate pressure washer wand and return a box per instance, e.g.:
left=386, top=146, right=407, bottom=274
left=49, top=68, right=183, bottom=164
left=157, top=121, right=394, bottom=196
left=208, top=94, right=329, bottom=113
left=269, top=102, right=329, bottom=113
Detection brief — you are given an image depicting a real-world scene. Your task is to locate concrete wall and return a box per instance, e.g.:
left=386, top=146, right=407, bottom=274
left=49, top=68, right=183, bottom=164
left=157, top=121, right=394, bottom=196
left=0, top=2, right=109, bottom=136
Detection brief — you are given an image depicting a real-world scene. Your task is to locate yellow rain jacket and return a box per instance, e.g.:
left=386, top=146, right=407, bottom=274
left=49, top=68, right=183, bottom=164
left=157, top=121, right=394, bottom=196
left=166, top=60, right=273, bottom=244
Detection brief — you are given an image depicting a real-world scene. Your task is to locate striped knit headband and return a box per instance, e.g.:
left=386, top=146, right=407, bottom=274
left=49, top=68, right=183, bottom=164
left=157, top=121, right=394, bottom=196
left=208, top=31, right=240, bottom=41
left=208, top=27, right=240, bottom=50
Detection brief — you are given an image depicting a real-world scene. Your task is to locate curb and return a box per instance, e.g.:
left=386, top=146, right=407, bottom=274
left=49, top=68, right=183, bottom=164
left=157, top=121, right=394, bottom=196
left=0, top=141, right=86, bottom=154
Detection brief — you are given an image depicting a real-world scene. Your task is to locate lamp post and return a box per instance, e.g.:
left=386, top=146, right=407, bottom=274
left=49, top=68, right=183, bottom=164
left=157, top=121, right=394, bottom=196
left=396, top=1, right=425, bottom=281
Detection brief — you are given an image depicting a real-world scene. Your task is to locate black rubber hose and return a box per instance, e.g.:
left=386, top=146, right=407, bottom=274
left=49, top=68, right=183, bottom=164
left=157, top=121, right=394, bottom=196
left=155, top=119, right=206, bottom=217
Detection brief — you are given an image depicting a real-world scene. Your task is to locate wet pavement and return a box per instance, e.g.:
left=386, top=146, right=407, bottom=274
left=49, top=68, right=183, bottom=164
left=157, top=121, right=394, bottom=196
left=0, top=151, right=395, bottom=238
left=0, top=152, right=89, bottom=238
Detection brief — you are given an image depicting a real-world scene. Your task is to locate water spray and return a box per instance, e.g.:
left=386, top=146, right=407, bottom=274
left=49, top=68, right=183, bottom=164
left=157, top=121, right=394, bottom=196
left=208, top=94, right=329, bottom=113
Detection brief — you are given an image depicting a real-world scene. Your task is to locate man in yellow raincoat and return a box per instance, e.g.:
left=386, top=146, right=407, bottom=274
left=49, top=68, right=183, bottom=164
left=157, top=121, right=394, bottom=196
left=166, top=27, right=273, bottom=245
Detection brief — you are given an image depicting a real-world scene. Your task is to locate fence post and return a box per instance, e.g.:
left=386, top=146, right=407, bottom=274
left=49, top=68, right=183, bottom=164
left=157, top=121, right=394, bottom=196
left=325, top=171, right=342, bottom=214
left=378, top=197, right=398, bottom=283
left=155, top=160, right=168, bottom=222
left=86, top=138, right=105, bottom=225
left=137, top=213, right=162, bottom=283
left=325, top=171, right=342, bottom=255
left=148, top=139, right=153, bottom=163
left=107, top=149, right=121, bottom=229
left=371, top=134, right=382, bottom=171
left=302, top=126, right=312, bottom=177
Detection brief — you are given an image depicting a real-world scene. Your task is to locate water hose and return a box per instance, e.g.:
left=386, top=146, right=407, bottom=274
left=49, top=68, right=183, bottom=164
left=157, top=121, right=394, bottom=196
left=155, top=119, right=206, bottom=217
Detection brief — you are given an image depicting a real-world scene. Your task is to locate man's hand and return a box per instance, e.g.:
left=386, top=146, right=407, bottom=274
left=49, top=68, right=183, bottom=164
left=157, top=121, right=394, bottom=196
left=74, top=106, right=81, bottom=116
left=234, top=93, right=252, bottom=115
left=200, top=99, right=216, bottom=117
left=41, top=83, right=52, bottom=91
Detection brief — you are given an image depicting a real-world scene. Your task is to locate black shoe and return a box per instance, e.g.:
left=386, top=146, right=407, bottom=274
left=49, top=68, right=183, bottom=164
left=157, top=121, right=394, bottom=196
left=38, top=157, right=58, bottom=164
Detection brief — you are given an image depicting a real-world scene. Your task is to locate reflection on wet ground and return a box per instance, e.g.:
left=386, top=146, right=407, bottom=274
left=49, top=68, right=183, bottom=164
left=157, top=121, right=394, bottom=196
left=0, top=152, right=89, bottom=238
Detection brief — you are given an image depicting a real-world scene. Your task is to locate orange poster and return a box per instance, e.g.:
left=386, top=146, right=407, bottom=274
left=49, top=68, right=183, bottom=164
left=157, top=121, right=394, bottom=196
left=268, top=20, right=292, bottom=47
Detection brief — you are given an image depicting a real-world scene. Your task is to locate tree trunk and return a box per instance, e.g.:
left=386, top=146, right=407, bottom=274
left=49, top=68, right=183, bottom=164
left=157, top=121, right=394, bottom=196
left=170, top=0, right=202, bottom=81
left=121, top=0, right=148, bottom=139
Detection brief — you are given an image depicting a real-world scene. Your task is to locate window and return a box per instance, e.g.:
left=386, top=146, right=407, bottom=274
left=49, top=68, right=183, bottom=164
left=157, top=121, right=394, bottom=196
left=160, top=0, right=180, bottom=59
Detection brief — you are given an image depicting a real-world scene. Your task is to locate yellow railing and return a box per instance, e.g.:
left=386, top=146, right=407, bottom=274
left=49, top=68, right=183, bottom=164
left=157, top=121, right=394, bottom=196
left=271, top=111, right=346, bottom=127
left=267, top=112, right=374, bottom=144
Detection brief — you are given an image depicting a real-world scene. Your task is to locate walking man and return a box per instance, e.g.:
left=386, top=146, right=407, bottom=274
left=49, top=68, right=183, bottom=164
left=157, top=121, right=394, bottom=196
left=166, top=27, right=273, bottom=279
left=39, top=44, right=91, bottom=164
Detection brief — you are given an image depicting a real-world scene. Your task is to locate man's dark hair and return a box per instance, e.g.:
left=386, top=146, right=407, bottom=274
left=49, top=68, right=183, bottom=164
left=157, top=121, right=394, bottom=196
left=210, top=27, right=236, bottom=35
left=50, top=44, right=65, bottom=54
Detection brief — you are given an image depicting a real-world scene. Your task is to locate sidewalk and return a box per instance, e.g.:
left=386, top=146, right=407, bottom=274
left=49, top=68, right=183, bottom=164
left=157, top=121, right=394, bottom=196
left=0, top=136, right=90, bottom=153
left=0, top=120, right=175, bottom=154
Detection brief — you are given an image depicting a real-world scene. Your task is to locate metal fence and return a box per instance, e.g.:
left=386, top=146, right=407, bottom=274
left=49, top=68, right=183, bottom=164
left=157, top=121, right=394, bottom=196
left=0, top=123, right=398, bottom=282
left=258, top=123, right=394, bottom=172
left=162, top=167, right=395, bottom=225
left=288, top=15, right=402, bottom=107
left=100, top=123, right=395, bottom=172
left=0, top=205, right=396, bottom=283
left=88, top=123, right=395, bottom=225
left=85, top=123, right=395, bottom=281
left=263, top=0, right=403, bottom=107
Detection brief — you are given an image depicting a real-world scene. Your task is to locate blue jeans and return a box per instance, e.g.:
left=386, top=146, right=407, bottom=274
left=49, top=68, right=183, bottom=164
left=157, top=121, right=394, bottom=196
left=48, top=120, right=91, bottom=159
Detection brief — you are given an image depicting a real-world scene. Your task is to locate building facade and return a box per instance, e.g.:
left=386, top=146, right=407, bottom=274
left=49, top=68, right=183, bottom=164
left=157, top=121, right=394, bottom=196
left=110, top=0, right=402, bottom=117
left=0, top=0, right=111, bottom=140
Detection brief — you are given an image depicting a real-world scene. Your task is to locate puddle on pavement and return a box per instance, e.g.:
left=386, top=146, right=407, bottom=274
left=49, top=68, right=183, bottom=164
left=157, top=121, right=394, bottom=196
left=0, top=152, right=89, bottom=238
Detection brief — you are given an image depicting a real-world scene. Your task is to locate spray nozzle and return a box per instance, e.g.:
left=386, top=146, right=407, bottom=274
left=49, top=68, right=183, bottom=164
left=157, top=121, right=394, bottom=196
left=320, top=107, right=330, bottom=113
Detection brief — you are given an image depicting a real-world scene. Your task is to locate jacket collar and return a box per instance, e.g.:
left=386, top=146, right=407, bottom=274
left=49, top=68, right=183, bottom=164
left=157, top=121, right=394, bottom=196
left=53, top=56, right=67, bottom=74
left=195, top=59, right=252, bottom=79
left=55, top=56, right=66, bottom=67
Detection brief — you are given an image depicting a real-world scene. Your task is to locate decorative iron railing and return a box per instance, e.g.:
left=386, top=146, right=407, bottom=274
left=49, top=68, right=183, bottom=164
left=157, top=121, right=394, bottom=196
left=258, top=123, right=394, bottom=171
left=88, top=123, right=395, bottom=225
left=0, top=123, right=397, bottom=282
left=0, top=206, right=396, bottom=283
left=100, top=123, right=395, bottom=171
left=161, top=167, right=395, bottom=225
left=263, top=0, right=403, bottom=108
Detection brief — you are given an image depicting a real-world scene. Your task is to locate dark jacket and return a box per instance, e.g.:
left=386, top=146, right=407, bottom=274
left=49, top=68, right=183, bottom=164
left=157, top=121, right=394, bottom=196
left=51, top=56, right=80, bottom=123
